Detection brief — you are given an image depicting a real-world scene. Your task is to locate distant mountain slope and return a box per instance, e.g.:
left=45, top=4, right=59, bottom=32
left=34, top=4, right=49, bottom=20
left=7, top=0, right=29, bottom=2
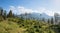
left=40, top=13, right=52, bottom=19
left=18, top=12, right=52, bottom=20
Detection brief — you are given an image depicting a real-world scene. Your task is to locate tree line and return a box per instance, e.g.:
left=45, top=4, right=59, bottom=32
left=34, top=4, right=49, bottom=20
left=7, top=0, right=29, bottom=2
left=0, top=7, right=14, bottom=20
left=0, top=7, right=59, bottom=25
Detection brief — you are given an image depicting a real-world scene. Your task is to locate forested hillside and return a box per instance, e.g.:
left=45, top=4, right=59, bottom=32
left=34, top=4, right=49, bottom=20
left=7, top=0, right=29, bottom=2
left=0, top=8, right=60, bottom=33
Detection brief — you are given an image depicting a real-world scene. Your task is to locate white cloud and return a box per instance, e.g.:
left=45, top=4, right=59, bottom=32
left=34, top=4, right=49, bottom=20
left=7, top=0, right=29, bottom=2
left=17, top=6, right=33, bottom=14
left=36, top=8, right=54, bottom=16
left=9, top=6, right=56, bottom=16
left=10, top=6, right=34, bottom=14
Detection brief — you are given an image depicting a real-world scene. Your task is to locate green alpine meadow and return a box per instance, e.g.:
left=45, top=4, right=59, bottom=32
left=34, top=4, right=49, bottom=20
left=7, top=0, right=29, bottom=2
left=0, top=8, right=60, bottom=33
left=0, top=0, right=60, bottom=33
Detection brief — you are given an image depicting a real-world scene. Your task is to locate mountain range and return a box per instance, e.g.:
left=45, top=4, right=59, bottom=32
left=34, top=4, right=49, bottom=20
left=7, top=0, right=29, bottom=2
left=18, top=12, right=52, bottom=20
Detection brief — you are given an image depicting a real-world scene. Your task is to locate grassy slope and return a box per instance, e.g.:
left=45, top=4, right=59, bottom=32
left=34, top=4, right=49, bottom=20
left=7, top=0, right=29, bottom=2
left=0, top=18, right=55, bottom=33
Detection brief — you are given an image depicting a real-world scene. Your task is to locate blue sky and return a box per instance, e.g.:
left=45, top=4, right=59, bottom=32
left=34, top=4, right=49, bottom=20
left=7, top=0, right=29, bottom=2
left=0, top=0, right=60, bottom=16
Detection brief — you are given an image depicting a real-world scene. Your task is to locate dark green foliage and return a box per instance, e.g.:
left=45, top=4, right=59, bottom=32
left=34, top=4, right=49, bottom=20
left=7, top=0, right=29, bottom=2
left=34, top=25, right=37, bottom=28
left=39, top=26, right=41, bottom=28
left=36, top=29, right=39, bottom=32
left=49, top=31, right=51, bottom=33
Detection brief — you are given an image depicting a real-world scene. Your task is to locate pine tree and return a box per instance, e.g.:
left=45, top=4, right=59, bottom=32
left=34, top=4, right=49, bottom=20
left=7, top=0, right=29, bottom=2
left=0, top=7, right=3, bottom=16
left=51, top=18, right=54, bottom=24
left=3, top=10, right=6, bottom=19
left=7, top=10, right=13, bottom=17
left=48, top=19, right=50, bottom=24
left=0, top=7, right=4, bottom=20
left=1, top=9, right=3, bottom=16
